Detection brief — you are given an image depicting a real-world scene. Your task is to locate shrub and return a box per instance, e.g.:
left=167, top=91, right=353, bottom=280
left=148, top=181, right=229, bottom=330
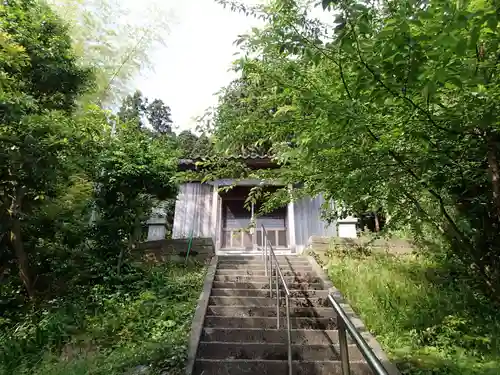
left=325, top=250, right=500, bottom=375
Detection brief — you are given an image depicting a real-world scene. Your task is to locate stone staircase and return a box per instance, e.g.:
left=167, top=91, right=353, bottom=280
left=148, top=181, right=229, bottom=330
left=191, top=255, right=374, bottom=375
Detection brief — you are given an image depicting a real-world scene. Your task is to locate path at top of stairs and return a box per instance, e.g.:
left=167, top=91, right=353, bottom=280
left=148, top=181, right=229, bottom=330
left=192, top=255, right=374, bottom=375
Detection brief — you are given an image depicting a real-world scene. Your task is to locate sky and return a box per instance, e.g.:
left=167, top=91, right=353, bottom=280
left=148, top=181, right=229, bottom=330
left=134, top=0, right=264, bottom=133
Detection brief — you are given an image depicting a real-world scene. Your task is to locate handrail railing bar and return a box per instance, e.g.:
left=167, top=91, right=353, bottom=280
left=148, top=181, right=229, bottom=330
left=328, top=294, right=390, bottom=375
left=262, top=224, right=388, bottom=375
left=266, top=239, right=290, bottom=296
left=262, top=225, right=292, bottom=375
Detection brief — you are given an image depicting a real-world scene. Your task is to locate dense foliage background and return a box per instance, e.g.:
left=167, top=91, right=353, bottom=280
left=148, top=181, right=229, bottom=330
left=0, top=1, right=207, bottom=374
left=209, top=0, right=500, bottom=301
left=2, top=0, right=500, bottom=374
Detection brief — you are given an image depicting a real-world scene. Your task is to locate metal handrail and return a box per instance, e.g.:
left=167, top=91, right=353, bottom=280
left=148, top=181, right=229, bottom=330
left=262, top=225, right=292, bottom=375
left=328, top=294, right=390, bottom=375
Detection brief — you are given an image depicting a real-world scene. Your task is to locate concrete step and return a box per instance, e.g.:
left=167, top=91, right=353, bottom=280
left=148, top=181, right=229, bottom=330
left=204, top=316, right=336, bottom=330
left=217, top=250, right=294, bottom=256
left=215, top=265, right=312, bottom=270
left=206, top=306, right=335, bottom=318
left=197, top=342, right=363, bottom=361
left=213, top=275, right=322, bottom=283
left=208, top=296, right=330, bottom=307
left=212, top=282, right=324, bottom=290
left=218, top=256, right=307, bottom=262
left=201, top=328, right=348, bottom=345
left=215, top=269, right=317, bottom=277
left=218, top=259, right=311, bottom=266
left=216, top=264, right=314, bottom=271
left=193, top=359, right=372, bottom=375
left=210, top=289, right=330, bottom=298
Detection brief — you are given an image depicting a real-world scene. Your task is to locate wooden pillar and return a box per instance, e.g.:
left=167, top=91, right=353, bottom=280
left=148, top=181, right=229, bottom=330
left=251, top=202, right=257, bottom=252
left=211, top=183, right=219, bottom=252
left=287, top=184, right=296, bottom=253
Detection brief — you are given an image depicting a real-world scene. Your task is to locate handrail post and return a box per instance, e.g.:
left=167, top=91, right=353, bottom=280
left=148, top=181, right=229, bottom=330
left=276, top=264, right=280, bottom=329
left=264, top=240, right=268, bottom=277
left=286, top=294, right=292, bottom=375
left=269, top=249, right=273, bottom=298
left=328, top=294, right=390, bottom=375
left=261, top=227, right=264, bottom=261
left=338, top=317, right=351, bottom=375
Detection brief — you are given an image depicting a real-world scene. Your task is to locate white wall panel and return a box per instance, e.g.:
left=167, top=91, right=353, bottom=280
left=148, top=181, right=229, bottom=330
left=293, top=194, right=336, bottom=252
left=172, top=183, right=213, bottom=239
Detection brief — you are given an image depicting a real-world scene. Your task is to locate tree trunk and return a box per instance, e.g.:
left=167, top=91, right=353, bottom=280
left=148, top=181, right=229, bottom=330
left=487, top=137, right=500, bottom=219
left=132, top=218, right=142, bottom=248
left=374, top=211, right=380, bottom=232
left=117, top=245, right=125, bottom=276
left=12, top=216, right=33, bottom=297
left=10, top=188, right=33, bottom=298
left=117, top=217, right=142, bottom=276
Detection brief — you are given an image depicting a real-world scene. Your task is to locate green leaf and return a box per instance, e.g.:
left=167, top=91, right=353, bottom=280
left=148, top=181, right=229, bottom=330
left=447, top=76, right=462, bottom=88
left=321, top=0, right=336, bottom=10
left=335, top=22, right=346, bottom=34
left=422, top=82, right=436, bottom=101
left=439, top=34, right=457, bottom=48
left=455, top=37, right=467, bottom=56
left=165, top=320, right=176, bottom=328
left=274, top=105, right=296, bottom=117
left=487, top=14, right=498, bottom=31
left=469, top=26, right=480, bottom=48
left=359, top=19, right=371, bottom=34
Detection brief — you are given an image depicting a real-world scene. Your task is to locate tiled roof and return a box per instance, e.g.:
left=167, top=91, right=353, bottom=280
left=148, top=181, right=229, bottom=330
left=179, top=153, right=272, bottom=165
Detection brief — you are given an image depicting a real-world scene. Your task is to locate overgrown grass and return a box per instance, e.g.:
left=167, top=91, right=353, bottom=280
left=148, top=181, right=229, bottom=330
left=322, top=248, right=500, bottom=375
left=0, top=262, right=205, bottom=375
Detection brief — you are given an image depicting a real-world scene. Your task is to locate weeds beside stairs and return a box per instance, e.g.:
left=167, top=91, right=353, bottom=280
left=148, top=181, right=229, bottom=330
left=186, top=255, right=399, bottom=375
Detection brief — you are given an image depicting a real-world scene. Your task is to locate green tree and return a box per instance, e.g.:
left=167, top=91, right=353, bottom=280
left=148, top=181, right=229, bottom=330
left=176, top=130, right=200, bottom=158
left=117, top=90, right=148, bottom=128
left=147, top=98, right=173, bottom=134
left=47, top=0, right=172, bottom=106
left=118, top=91, right=174, bottom=135
left=92, top=120, right=177, bottom=274
left=194, top=134, right=213, bottom=157
left=214, top=0, right=500, bottom=299
left=0, top=0, right=100, bottom=297
left=214, top=76, right=274, bottom=156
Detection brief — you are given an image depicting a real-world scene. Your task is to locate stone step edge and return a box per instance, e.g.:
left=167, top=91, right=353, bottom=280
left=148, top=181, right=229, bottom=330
left=217, top=264, right=313, bottom=267
left=217, top=261, right=311, bottom=265
left=208, top=301, right=328, bottom=307
left=217, top=263, right=312, bottom=266
left=213, top=276, right=320, bottom=279
left=198, top=341, right=357, bottom=348
left=195, top=359, right=367, bottom=364
left=217, top=262, right=309, bottom=264
left=206, top=306, right=334, bottom=311
left=213, top=274, right=318, bottom=277
left=204, top=315, right=335, bottom=320
left=200, top=328, right=351, bottom=344
left=212, top=285, right=324, bottom=289
left=203, top=328, right=338, bottom=332
left=216, top=267, right=315, bottom=270
left=210, top=288, right=329, bottom=292
left=215, top=268, right=315, bottom=271
left=214, top=273, right=317, bottom=276
left=209, top=296, right=326, bottom=300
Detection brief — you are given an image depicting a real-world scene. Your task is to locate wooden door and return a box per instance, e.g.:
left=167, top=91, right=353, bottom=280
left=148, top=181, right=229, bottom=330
left=255, top=204, right=288, bottom=249
left=221, top=198, right=253, bottom=249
